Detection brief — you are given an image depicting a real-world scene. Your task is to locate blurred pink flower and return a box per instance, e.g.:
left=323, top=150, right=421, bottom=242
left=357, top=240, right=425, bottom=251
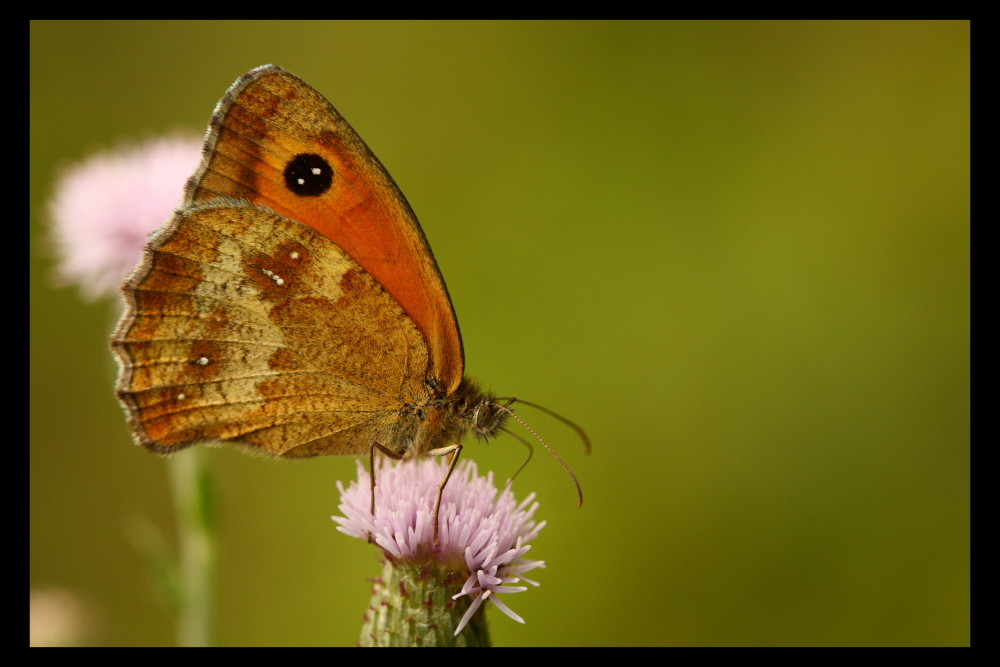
left=47, top=135, right=202, bottom=299
left=334, top=458, right=546, bottom=635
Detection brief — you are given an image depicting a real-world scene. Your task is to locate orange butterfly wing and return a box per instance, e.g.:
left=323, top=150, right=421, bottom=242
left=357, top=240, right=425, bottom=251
left=188, top=65, right=463, bottom=392
left=114, top=200, right=436, bottom=457
left=112, top=65, right=469, bottom=457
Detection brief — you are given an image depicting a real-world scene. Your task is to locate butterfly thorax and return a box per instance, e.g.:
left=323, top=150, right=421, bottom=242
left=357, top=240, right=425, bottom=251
left=400, top=377, right=509, bottom=458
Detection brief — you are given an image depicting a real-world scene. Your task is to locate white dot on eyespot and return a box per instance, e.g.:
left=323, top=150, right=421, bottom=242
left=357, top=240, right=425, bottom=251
left=297, top=178, right=306, bottom=185
left=289, top=251, right=300, bottom=260
left=311, top=167, right=322, bottom=175
left=177, top=393, right=186, bottom=401
left=196, top=356, right=210, bottom=366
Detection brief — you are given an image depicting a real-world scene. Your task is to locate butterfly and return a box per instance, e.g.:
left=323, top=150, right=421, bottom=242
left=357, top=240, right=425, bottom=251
left=111, top=65, right=583, bottom=534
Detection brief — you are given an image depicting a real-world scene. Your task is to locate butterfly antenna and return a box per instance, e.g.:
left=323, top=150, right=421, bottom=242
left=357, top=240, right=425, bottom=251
left=509, top=398, right=591, bottom=455
left=495, top=403, right=584, bottom=507
left=500, top=426, right=534, bottom=484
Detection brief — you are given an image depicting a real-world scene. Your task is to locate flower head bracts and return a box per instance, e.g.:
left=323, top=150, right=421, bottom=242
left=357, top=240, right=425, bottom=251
left=334, top=458, right=545, bottom=633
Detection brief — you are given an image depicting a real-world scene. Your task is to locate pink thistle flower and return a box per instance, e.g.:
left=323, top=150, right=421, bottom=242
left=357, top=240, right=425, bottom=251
left=47, top=135, right=202, bottom=299
left=334, top=458, right=545, bottom=640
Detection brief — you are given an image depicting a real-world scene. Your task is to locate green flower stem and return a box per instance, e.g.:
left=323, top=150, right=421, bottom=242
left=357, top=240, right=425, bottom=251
left=167, top=449, right=216, bottom=647
left=360, top=558, right=490, bottom=647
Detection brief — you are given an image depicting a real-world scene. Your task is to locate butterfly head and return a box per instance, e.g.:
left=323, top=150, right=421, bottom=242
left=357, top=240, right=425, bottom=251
left=445, top=377, right=509, bottom=442
left=470, top=396, right=515, bottom=442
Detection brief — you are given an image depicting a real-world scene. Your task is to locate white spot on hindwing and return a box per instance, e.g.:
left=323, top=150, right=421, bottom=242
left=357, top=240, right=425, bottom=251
left=262, top=268, right=285, bottom=286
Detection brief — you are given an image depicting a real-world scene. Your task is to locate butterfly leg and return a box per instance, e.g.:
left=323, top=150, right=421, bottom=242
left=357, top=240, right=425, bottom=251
left=368, top=441, right=403, bottom=542
left=427, top=443, right=463, bottom=548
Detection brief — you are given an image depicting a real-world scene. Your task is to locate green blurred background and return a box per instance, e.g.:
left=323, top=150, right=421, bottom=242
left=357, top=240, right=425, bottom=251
left=30, top=21, right=969, bottom=646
